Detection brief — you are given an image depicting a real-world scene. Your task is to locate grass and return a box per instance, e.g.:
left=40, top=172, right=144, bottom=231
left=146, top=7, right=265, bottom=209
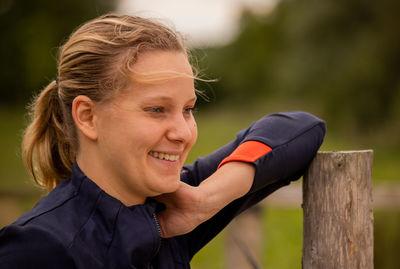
left=191, top=232, right=225, bottom=269
left=0, top=107, right=32, bottom=189
left=191, top=208, right=303, bottom=269
left=262, top=208, right=303, bottom=268
left=374, top=210, right=400, bottom=268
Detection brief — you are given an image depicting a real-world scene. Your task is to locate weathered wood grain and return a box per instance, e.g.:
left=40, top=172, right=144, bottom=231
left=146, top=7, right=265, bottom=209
left=302, top=151, right=374, bottom=269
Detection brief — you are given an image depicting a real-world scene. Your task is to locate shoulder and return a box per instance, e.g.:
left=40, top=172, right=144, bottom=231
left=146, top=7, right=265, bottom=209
left=0, top=224, right=75, bottom=268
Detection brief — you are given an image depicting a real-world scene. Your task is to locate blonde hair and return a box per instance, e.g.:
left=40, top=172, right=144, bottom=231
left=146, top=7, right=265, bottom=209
left=22, top=14, right=190, bottom=190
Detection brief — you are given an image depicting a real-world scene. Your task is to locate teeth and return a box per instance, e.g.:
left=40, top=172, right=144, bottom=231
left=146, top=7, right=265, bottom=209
left=149, top=151, right=179, bottom=161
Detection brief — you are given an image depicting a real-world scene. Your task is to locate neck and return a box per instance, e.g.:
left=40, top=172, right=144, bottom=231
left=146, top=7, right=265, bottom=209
left=76, top=147, right=146, bottom=206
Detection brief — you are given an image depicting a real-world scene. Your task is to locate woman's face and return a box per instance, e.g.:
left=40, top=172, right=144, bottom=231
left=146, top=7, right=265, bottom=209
left=93, top=50, right=198, bottom=204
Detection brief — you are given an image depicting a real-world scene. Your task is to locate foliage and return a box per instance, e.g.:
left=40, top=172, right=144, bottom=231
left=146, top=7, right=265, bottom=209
left=0, top=0, right=114, bottom=104
left=194, top=0, right=400, bottom=136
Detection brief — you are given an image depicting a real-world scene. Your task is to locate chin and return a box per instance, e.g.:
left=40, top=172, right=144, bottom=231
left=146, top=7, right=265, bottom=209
left=159, top=175, right=181, bottom=194
left=164, top=180, right=181, bottom=193
left=146, top=173, right=179, bottom=195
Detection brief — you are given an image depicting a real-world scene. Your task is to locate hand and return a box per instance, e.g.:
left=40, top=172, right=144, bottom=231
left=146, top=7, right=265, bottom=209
left=154, top=162, right=255, bottom=238
left=154, top=181, right=209, bottom=238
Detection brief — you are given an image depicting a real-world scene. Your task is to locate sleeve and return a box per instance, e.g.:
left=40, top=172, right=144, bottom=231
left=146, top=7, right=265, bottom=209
left=0, top=225, right=75, bottom=269
left=178, top=111, right=326, bottom=259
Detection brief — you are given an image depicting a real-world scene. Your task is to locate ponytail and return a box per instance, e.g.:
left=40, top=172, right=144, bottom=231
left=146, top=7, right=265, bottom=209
left=22, top=80, right=75, bottom=190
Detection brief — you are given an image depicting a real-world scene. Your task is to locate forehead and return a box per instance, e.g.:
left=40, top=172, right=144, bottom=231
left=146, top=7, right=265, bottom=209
left=132, top=50, right=193, bottom=76
left=112, top=50, right=196, bottom=105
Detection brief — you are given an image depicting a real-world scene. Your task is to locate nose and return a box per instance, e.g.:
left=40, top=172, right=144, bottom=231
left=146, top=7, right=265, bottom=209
left=166, top=112, right=195, bottom=144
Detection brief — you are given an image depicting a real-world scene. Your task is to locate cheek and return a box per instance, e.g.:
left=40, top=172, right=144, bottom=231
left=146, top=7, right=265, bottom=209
left=190, top=120, right=198, bottom=146
left=133, top=123, right=164, bottom=148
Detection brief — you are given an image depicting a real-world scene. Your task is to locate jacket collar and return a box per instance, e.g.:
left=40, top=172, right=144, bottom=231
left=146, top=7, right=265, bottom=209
left=69, top=162, right=162, bottom=267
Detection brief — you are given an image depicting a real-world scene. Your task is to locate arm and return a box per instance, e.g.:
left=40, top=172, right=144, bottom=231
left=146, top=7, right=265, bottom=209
left=157, top=112, right=326, bottom=255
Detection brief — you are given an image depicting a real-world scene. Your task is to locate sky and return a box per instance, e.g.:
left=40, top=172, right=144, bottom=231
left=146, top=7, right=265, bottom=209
left=117, top=0, right=278, bottom=46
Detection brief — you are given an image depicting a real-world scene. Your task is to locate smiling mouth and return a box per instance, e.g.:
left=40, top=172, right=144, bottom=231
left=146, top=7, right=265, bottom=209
left=149, top=151, right=180, bottom=161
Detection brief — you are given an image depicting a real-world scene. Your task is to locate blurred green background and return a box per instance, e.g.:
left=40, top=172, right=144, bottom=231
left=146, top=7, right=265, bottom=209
left=1, top=0, right=399, bottom=268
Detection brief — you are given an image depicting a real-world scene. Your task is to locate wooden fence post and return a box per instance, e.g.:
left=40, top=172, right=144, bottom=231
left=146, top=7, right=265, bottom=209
left=302, top=151, right=374, bottom=269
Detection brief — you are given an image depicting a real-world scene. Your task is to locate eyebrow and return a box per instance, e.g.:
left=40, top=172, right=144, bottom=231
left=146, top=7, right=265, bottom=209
left=142, top=95, right=197, bottom=103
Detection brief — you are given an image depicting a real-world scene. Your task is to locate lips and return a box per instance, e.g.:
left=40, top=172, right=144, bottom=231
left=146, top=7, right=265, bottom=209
left=149, top=151, right=180, bottom=161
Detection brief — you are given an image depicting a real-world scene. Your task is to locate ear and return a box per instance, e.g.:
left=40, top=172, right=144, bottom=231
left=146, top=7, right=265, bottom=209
left=72, top=95, right=98, bottom=141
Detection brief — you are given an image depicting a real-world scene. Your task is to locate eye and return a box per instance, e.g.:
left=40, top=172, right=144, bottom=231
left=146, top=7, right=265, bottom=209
left=183, top=106, right=197, bottom=115
left=145, top=107, right=164, bottom=114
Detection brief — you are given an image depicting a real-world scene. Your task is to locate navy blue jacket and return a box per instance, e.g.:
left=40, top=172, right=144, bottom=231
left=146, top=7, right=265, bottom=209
left=0, top=111, right=326, bottom=268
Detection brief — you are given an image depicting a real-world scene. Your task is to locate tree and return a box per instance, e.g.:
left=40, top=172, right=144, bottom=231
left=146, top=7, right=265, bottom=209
left=196, top=0, right=400, bottom=133
left=0, top=0, right=115, bottom=105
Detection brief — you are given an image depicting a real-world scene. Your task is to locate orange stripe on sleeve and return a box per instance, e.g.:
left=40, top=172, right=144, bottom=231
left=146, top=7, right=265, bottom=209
left=218, top=141, right=272, bottom=168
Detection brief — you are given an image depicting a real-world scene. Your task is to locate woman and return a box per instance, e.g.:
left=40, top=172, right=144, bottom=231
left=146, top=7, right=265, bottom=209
left=0, top=14, right=326, bottom=268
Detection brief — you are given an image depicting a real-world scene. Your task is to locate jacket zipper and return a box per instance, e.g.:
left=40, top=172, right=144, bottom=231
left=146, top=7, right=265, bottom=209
left=152, top=213, right=162, bottom=236
left=152, top=213, right=162, bottom=254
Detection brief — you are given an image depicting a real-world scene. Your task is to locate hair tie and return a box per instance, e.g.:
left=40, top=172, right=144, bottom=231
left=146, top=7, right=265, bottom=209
left=55, top=76, right=59, bottom=85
